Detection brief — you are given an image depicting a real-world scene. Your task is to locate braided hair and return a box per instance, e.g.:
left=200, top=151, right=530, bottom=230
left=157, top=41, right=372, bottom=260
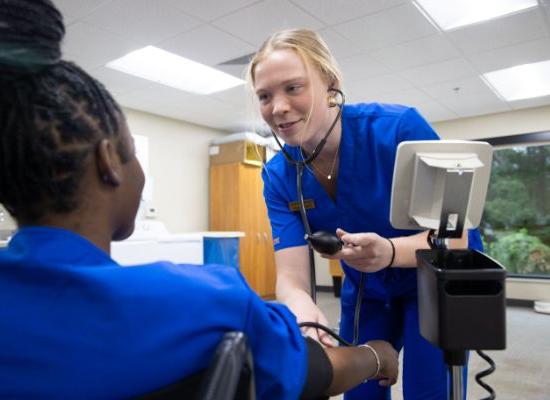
left=0, top=0, right=130, bottom=224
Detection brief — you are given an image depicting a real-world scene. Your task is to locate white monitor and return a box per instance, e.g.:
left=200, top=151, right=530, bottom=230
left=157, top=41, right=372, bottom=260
left=0, top=204, right=16, bottom=240
left=390, top=140, right=493, bottom=237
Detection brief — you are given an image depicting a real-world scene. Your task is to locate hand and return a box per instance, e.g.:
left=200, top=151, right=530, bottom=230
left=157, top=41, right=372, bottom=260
left=365, top=340, right=399, bottom=387
left=322, top=228, right=394, bottom=273
left=288, top=294, right=336, bottom=348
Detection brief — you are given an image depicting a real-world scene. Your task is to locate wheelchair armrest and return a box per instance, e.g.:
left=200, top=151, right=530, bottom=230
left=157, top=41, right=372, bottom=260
left=136, top=332, right=254, bottom=400
left=197, top=332, right=255, bottom=400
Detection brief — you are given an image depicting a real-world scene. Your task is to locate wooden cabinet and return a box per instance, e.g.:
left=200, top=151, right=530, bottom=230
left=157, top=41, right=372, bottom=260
left=209, top=162, right=276, bottom=299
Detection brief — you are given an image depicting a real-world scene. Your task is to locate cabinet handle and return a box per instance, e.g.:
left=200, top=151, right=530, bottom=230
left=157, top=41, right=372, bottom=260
left=263, top=232, right=268, bottom=241
left=256, top=232, right=261, bottom=243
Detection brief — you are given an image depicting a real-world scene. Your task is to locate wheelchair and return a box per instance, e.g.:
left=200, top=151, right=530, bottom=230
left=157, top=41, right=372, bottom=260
left=139, top=332, right=255, bottom=400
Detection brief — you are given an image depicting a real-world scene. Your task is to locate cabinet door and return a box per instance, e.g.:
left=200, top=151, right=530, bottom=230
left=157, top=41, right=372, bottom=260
left=209, top=164, right=239, bottom=231
left=209, top=163, right=276, bottom=298
left=239, top=164, right=268, bottom=296
left=259, top=181, right=276, bottom=299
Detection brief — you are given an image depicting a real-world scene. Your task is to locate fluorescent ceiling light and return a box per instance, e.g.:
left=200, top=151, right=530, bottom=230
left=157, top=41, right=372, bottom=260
left=483, top=60, right=550, bottom=101
left=414, top=0, right=538, bottom=30
left=106, top=46, right=244, bottom=95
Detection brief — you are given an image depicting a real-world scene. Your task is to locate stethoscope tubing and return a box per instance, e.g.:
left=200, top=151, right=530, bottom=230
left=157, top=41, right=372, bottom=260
left=269, top=89, right=363, bottom=346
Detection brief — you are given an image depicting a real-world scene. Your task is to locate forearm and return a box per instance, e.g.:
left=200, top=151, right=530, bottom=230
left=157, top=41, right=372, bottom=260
left=324, top=346, right=377, bottom=395
left=300, top=339, right=379, bottom=399
left=275, top=246, right=312, bottom=304
left=391, top=230, right=468, bottom=268
left=276, top=270, right=311, bottom=303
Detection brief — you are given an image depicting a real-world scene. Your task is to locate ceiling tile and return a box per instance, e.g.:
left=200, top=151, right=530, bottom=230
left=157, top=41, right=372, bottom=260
left=63, top=22, right=143, bottom=70
left=420, top=76, right=494, bottom=101
left=398, top=58, right=478, bottom=86
left=339, top=52, right=391, bottom=83
left=158, top=25, right=255, bottom=66
left=448, top=8, right=549, bottom=55
left=413, top=101, right=458, bottom=123
left=211, top=84, right=251, bottom=108
left=348, top=74, right=413, bottom=97
left=333, top=2, right=437, bottom=52
left=54, top=0, right=111, bottom=24
left=363, top=87, right=434, bottom=107
left=372, top=35, right=461, bottom=70
left=217, top=64, right=249, bottom=80
left=89, top=66, right=152, bottom=98
left=82, top=0, right=201, bottom=45
left=148, top=94, right=247, bottom=131
left=468, top=37, right=550, bottom=73
left=438, top=91, right=510, bottom=118
left=115, top=83, right=193, bottom=110
left=212, top=0, right=324, bottom=47
left=289, top=0, right=406, bottom=25
left=317, top=28, right=362, bottom=60
left=54, top=0, right=550, bottom=130
left=167, top=0, right=258, bottom=22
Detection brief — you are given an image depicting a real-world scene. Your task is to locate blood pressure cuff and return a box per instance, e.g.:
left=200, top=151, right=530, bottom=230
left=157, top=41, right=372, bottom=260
left=300, top=337, right=332, bottom=400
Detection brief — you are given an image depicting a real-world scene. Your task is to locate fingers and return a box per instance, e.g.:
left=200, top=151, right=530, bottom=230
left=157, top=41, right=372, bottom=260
left=339, top=231, right=378, bottom=247
left=316, top=311, right=336, bottom=347
left=300, top=325, right=335, bottom=347
left=378, top=377, right=397, bottom=387
left=300, top=325, right=321, bottom=342
left=336, top=228, right=347, bottom=239
left=318, top=330, right=336, bottom=348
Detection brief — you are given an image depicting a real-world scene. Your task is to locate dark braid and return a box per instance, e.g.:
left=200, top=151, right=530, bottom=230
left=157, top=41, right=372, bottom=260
left=0, top=0, right=129, bottom=223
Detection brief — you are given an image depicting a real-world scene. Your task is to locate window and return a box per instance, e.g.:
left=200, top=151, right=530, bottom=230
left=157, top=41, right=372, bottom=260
left=480, top=132, right=550, bottom=278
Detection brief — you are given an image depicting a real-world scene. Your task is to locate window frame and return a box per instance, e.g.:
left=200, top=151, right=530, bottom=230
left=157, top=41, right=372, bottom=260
left=479, top=130, right=550, bottom=280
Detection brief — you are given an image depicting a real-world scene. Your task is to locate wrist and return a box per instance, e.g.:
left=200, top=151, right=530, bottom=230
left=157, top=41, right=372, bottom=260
left=384, top=238, right=395, bottom=268
left=358, top=343, right=381, bottom=381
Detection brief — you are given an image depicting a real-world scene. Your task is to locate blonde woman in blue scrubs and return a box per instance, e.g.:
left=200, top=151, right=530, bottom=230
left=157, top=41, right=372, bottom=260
left=248, top=28, right=482, bottom=400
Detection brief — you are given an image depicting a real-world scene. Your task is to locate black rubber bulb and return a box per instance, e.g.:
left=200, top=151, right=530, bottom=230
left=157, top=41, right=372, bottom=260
left=305, top=231, right=343, bottom=255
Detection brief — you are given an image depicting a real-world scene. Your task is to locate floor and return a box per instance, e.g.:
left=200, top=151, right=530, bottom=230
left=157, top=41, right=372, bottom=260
left=314, top=292, right=550, bottom=400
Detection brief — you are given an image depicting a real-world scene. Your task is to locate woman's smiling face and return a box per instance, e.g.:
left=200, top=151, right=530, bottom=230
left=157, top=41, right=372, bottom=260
left=253, top=49, right=332, bottom=148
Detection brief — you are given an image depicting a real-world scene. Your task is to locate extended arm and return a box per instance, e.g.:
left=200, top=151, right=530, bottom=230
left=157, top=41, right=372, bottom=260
left=275, top=246, right=334, bottom=346
left=300, top=338, right=399, bottom=399
left=324, top=228, right=468, bottom=272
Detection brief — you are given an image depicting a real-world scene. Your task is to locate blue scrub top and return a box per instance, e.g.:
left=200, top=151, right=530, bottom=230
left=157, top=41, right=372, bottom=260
left=0, top=227, right=307, bottom=399
left=263, top=103, right=482, bottom=303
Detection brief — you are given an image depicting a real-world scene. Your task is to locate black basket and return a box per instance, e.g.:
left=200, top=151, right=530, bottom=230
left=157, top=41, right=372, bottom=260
left=417, top=249, right=506, bottom=351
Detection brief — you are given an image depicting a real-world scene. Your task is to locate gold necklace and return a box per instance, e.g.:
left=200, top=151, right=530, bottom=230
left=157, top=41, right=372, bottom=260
left=309, top=142, right=340, bottom=180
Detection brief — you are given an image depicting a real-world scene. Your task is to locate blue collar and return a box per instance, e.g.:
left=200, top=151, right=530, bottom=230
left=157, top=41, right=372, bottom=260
left=6, top=226, right=117, bottom=267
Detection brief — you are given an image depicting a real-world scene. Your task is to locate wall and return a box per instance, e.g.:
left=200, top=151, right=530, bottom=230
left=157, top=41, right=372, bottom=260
left=433, top=104, right=550, bottom=140
left=124, top=108, right=226, bottom=233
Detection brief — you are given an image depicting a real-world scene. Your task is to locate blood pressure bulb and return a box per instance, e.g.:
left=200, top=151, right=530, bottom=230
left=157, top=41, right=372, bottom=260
left=305, top=231, right=343, bottom=255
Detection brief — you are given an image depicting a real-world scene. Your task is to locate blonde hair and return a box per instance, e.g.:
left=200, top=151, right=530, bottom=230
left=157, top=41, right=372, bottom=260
left=246, top=28, right=343, bottom=90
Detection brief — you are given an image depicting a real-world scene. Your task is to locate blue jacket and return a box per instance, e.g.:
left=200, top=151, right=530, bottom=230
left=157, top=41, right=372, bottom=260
left=0, top=227, right=307, bottom=399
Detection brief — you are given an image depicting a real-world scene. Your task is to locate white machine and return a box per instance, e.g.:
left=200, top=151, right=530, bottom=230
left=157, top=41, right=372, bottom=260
left=390, top=140, right=506, bottom=400
left=0, top=204, right=16, bottom=241
left=111, top=220, right=204, bottom=265
left=390, top=140, right=493, bottom=236
left=110, top=220, right=244, bottom=267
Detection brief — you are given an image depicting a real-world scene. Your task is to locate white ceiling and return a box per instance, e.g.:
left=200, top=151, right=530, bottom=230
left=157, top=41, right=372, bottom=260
left=55, top=0, right=550, bottom=133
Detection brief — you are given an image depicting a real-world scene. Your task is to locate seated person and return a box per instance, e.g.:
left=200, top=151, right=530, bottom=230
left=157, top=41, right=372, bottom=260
left=0, top=1, right=398, bottom=399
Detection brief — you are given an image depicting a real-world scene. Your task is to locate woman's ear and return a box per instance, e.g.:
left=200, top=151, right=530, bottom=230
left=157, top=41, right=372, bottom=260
left=95, top=139, right=121, bottom=187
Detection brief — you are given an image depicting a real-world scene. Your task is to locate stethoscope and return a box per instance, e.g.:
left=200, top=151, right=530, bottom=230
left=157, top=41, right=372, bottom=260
left=269, top=88, right=345, bottom=299
left=269, top=88, right=365, bottom=346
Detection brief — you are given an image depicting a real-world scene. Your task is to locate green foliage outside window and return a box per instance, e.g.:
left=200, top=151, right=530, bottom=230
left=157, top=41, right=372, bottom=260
left=480, top=144, right=550, bottom=276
